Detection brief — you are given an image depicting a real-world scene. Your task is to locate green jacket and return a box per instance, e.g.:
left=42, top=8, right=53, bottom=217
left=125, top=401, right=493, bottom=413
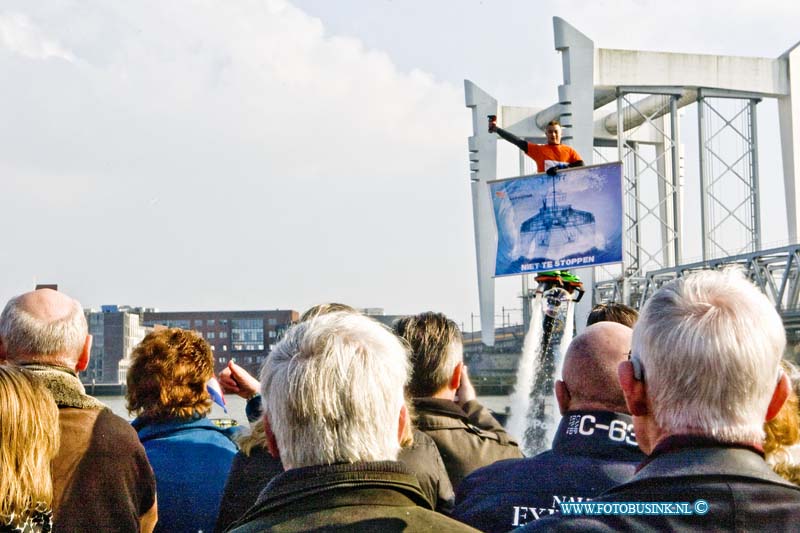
left=413, top=398, right=523, bottom=488
left=227, top=461, right=478, bottom=532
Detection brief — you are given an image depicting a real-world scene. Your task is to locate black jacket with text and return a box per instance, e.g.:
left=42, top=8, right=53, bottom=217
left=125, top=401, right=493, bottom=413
left=453, top=410, right=643, bottom=532
left=521, top=436, right=800, bottom=532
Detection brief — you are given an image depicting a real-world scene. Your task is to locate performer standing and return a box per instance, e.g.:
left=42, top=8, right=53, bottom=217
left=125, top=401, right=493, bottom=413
left=489, top=116, right=584, bottom=175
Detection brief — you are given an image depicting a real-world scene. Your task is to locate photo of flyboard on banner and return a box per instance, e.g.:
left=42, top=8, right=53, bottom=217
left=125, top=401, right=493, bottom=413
left=491, top=162, right=624, bottom=455
left=488, top=161, right=623, bottom=278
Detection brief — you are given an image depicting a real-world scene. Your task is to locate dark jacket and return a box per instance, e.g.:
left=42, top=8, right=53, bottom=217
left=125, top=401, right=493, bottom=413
left=242, top=396, right=453, bottom=513
left=412, top=398, right=523, bottom=488
left=215, top=445, right=284, bottom=533
left=399, top=429, right=455, bottom=513
left=227, top=461, right=478, bottom=532
left=523, top=436, right=800, bottom=532
left=133, top=415, right=239, bottom=533
left=453, top=410, right=643, bottom=532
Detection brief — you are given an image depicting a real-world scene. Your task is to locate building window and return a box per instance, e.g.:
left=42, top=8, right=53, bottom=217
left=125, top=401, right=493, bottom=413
left=207, top=332, right=215, bottom=339
left=194, top=319, right=203, bottom=328
left=222, top=345, right=227, bottom=351
left=219, top=331, right=228, bottom=339
left=151, top=319, right=190, bottom=329
left=268, top=330, right=277, bottom=338
left=231, top=319, right=264, bottom=351
left=218, top=357, right=226, bottom=363
left=220, top=319, right=228, bottom=326
left=245, top=356, right=253, bottom=364
left=268, top=318, right=277, bottom=326
left=207, top=319, right=215, bottom=327
left=211, top=345, right=215, bottom=351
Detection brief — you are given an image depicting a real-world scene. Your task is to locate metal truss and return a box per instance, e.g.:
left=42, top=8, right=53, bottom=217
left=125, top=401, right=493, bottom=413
left=617, top=89, right=682, bottom=278
left=638, top=244, right=800, bottom=342
left=698, top=89, right=761, bottom=260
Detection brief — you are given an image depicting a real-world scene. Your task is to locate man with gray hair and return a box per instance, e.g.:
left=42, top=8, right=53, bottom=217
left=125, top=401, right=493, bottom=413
left=228, top=312, right=477, bottom=532
left=453, top=322, right=643, bottom=532
left=525, top=269, right=800, bottom=531
left=0, top=289, right=158, bottom=532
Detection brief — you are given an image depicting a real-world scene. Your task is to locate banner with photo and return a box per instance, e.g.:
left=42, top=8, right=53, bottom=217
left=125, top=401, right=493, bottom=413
left=490, top=162, right=623, bottom=277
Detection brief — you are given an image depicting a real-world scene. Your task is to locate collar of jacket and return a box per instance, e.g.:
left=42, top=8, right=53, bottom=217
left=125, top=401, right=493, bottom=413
left=249, top=461, right=431, bottom=515
left=412, top=397, right=469, bottom=422
left=552, top=410, right=644, bottom=461
left=631, top=441, right=798, bottom=489
left=20, top=363, right=106, bottom=410
left=132, top=415, right=239, bottom=443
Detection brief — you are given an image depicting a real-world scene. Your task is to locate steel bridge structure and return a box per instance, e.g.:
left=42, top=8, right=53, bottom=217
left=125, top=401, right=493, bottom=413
left=465, top=17, right=800, bottom=346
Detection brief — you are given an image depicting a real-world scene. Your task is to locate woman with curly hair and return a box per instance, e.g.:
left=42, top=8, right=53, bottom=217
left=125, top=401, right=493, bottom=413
left=127, top=328, right=239, bottom=533
left=0, top=365, right=60, bottom=533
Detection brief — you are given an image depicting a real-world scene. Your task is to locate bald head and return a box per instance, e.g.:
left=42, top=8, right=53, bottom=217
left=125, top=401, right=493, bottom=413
left=0, top=289, right=89, bottom=369
left=558, top=322, right=632, bottom=413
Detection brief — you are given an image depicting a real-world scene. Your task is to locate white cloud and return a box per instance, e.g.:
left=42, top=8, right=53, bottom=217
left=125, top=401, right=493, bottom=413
left=0, top=11, right=76, bottom=62
left=0, top=0, right=475, bottom=320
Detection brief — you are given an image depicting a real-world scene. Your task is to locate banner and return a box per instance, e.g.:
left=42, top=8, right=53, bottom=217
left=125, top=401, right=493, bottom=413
left=490, top=162, right=623, bottom=277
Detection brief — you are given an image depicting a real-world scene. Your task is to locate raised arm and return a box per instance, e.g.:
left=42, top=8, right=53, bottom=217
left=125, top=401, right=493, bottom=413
left=488, top=115, right=528, bottom=152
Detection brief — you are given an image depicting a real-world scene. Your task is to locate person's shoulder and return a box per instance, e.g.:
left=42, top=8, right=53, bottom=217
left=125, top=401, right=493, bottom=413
left=95, top=408, right=148, bottom=447
left=465, top=454, right=542, bottom=481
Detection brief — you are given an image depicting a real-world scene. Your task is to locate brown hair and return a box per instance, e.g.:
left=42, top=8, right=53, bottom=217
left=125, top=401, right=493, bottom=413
left=126, top=328, right=214, bottom=421
left=546, top=120, right=561, bottom=127
left=587, top=302, right=639, bottom=328
left=393, top=312, right=462, bottom=398
left=0, top=365, right=60, bottom=523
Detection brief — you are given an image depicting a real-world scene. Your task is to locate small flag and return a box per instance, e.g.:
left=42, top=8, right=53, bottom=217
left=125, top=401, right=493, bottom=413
left=207, top=376, right=227, bottom=413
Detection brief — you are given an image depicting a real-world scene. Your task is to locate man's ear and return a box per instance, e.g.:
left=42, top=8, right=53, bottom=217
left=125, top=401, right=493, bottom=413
left=263, top=414, right=281, bottom=459
left=397, top=403, right=409, bottom=445
left=766, top=372, right=791, bottom=422
left=618, top=361, right=649, bottom=416
left=555, top=380, right=571, bottom=415
left=76, top=334, right=92, bottom=372
left=449, top=362, right=463, bottom=391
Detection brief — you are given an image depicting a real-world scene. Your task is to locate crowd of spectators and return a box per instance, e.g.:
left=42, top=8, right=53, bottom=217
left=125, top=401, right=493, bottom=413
left=0, top=268, right=799, bottom=532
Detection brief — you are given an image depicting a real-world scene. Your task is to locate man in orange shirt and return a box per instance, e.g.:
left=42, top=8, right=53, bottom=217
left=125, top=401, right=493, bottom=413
left=489, top=116, right=584, bottom=175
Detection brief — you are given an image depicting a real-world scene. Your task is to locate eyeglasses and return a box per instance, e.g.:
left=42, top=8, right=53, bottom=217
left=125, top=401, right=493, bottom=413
left=628, top=350, right=644, bottom=381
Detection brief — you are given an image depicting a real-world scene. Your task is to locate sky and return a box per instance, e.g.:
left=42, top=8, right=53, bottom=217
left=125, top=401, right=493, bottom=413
left=1, top=0, right=799, bottom=332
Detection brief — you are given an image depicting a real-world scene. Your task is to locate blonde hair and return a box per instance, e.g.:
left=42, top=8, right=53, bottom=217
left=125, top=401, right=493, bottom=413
left=765, top=360, right=800, bottom=484
left=0, top=365, right=60, bottom=521
left=238, top=418, right=269, bottom=457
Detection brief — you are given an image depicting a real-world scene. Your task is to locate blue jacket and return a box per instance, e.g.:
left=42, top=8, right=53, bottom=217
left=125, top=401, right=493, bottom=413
left=453, top=410, right=643, bottom=532
left=133, top=416, right=239, bottom=533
